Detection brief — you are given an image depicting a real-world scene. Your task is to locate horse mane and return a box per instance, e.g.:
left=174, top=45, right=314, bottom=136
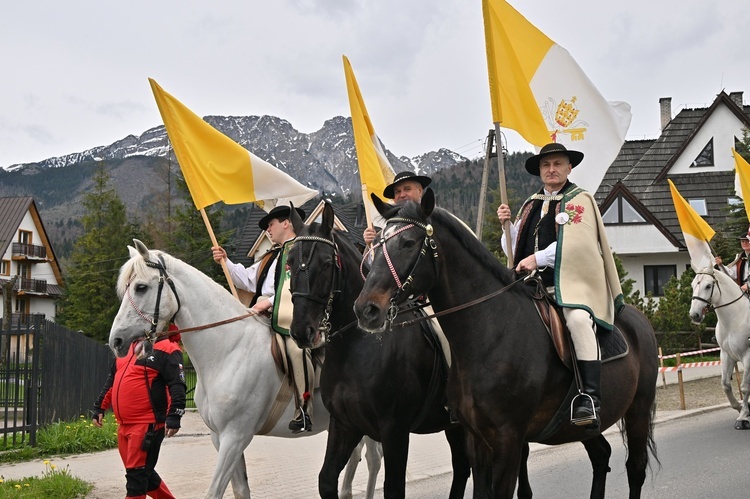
left=301, top=221, right=365, bottom=272
left=396, top=202, right=526, bottom=291
left=116, top=249, right=226, bottom=299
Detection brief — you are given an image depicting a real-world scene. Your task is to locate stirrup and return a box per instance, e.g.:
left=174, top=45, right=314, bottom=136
left=289, top=409, right=312, bottom=434
left=570, top=393, right=598, bottom=426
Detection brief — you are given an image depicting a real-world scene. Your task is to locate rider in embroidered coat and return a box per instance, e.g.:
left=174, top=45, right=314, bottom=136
left=497, top=143, right=623, bottom=429
left=715, top=228, right=750, bottom=292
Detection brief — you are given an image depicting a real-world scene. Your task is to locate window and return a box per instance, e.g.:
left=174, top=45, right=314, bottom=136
left=691, top=138, right=714, bottom=167
left=1, top=260, right=9, bottom=275
left=644, top=265, right=676, bottom=297
left=688, top=199, right=708, bottom=216
left=17, top=263, right=31, bottom=279
left=18, top=230, right=32, bottom=245
left=602, top=196, right=646, bottom=224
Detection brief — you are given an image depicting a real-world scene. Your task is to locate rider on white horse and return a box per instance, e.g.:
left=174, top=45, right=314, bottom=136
left=715, top=227, right=750, bottom=293
left=212, top=205, right=315, bottom=433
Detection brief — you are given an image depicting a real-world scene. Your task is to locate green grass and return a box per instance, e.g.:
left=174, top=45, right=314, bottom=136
left=0, top=461, right=93, bottom=498
left=0, top=414, right=118, bottom=464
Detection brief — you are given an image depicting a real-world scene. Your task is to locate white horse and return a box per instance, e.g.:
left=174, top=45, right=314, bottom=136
left=689, top=266, right=750, bottom=429
left=108, top=240, right=382, bottom=498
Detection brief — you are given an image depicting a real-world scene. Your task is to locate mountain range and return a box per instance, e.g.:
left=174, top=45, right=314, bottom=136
left=0, top=114, right=534, bottom=261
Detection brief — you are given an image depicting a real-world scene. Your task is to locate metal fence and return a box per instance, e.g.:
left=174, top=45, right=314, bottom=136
left=1, top=317, right=112, bottom=447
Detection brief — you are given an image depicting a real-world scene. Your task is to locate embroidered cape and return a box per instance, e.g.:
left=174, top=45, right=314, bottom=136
left=515, top=184, right=623, bottom=330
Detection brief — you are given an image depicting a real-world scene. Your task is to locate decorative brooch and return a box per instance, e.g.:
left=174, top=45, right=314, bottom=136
left=556, top=203, right=584, bottom=225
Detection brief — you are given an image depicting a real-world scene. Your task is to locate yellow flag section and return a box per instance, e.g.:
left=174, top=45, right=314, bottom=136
left=149, top=78, right=317, bottom=211
left=732, top=148, right=750, bottom=222
left=668, top=179, right=715, bottom=272
left=342, top=56, right=395, bottom=227
left=481, top=0, right=632, bottom=194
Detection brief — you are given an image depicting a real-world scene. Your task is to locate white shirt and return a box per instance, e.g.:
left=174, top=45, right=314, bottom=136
left=225, top=237, right=294, bottom=306
left=501, top=188, right=559, bottom=268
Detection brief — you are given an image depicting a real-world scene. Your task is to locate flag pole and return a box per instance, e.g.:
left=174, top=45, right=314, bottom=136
left=494, top=122, right=514, bottom=267
left=362, top=184, right=374, bottom=229
left=199, top=208, right=240, bottom=301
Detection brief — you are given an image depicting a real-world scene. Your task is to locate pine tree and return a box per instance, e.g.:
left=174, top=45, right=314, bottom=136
left=57, top=163, right=141, bottom=342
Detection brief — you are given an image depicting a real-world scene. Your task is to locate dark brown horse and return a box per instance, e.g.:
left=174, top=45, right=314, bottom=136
left=286, top=203, right=471, bottom=499
left=354, top=190, right=659, bottom=498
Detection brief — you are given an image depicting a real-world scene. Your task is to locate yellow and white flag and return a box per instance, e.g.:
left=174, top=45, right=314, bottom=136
left=732, top=148, right=750, bottom=222
left=482, top=0, right=632, bottom=193
left=342, top=56, right=396, bottom=228
left=668, top=179, right=715, bottom=272
left=149, top=78, right=317, bottom=211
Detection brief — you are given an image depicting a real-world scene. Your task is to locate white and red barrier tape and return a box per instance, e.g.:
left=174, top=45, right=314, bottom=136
left=659, top=347, right=721, bottom=360
left=658, top=360, right=722, bottom=372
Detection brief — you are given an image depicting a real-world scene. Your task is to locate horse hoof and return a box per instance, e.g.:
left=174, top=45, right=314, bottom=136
left=734, top=420, right=750, bottom=430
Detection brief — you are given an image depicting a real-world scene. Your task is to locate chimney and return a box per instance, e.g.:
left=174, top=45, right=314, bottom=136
left=659, top=97, right=672, bottom=130
left=729, top=91, right=744, bottom=108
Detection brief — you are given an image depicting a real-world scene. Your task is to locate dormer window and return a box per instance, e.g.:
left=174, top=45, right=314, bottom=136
left=688, top=198, right=708, bottom=216
left=691, top=138, right=714, bottom=167
left=602, top=195, right=646, bottom=224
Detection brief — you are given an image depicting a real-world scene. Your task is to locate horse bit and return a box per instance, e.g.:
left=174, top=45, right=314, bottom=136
left=692, top=271, right=747, bottom=311
left=290, top=234, right=342, bottom=339
left=363, top=217, right=438, bottom=328
left=126, top=255, right=181, bottom=343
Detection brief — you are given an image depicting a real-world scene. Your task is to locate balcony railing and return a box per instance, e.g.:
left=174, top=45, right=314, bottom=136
left=14, top=278, right=48, bottom=294
left=7, top=313, right=46, bottom=325
left=11, top=242, right=47, bottom=260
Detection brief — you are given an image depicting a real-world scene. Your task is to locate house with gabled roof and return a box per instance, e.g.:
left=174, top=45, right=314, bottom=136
left=594, top=91, right=748, bottom=297
left=0, top=196, right=64, bottom=325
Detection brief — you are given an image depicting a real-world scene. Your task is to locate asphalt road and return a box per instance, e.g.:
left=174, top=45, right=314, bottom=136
left=369, top=406, right=746, bottom=498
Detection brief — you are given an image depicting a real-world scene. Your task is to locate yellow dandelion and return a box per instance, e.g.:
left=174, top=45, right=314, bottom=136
left=14, top=484, right=21, bottom=489
left=24, top=483, right=30, bottom=487
left=0, top=478, right=4, bottom=483
left=50, top=464, right=57, bottom=470
left=66, top=425, right=71, bottom=429
left=43, top=459, right=50, bottom=465
left=79, top=414, right=85, bottom=418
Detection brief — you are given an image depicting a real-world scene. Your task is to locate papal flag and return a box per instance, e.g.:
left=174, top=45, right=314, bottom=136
left=668, top=179, right=715, bottom=272
left=732, top=148, right=750, bottom=222
left=149, top=78, right=317, bottom=211
left=482, top=0, right=632, bottom=193
left=342, top=56, right=396, bottom=228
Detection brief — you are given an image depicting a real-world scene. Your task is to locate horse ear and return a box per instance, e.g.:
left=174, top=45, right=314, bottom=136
left=322, top=202, right=335, bottom=235
left=420, top=188, right=435, bottom=217
left=133, top=239, right=150, bottom=259
left=289, top=202, right=304, bottom=234
left=128, top=245, right=138, bottom=258
left=371, top=193, right=389, bottom=217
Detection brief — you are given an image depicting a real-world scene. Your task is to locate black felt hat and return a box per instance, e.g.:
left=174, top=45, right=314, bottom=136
left=258, top=205, right=306, bottom=231
left=524, top=143, right=584, bottom=176
left=383, top=171, right=432, bottom=199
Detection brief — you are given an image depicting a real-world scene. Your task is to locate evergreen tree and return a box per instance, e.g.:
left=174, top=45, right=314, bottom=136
left=57, top=163, right=142, bottom=342
left=165, top=175, right=229, bottom=284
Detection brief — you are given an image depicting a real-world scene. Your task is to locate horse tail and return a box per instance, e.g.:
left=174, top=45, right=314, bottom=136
left=619, top=397, right=661, bottom=475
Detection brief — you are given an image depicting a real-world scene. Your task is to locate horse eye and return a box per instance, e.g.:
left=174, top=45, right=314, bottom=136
left=135, top=284, right=148, bottom=292
left=402, top=239, right=416, bottom=249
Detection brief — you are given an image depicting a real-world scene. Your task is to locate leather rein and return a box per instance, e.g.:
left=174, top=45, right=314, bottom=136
left=127, top=256, right=254, bottom=344
left=692, top=271, right=747, bottom=311
left=365, top=216, right=526, bottom=331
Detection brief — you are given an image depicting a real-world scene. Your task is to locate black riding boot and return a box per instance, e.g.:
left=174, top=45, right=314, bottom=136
left=571, top=360, right=601, bottom=428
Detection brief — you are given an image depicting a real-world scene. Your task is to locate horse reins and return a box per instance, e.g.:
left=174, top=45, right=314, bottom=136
left=127, top=255, right=255, bottom=343
left=692, top=271, right=747, bottom=311
left=367, top=216, right=526, bottom=330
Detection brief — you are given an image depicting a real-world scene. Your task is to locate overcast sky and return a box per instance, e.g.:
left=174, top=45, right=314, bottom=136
left=1, top=0, right=747, bottom=168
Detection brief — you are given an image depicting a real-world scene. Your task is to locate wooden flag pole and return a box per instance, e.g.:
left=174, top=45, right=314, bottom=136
left=200, top=208, right=240, bottom=301
left=362, top=184, right=374, bottom=229
left=475, top=129, right=495, bottom=239
left=494, top=122, right=514, bottom=268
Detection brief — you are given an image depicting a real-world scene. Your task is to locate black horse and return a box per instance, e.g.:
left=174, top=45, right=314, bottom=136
left=286, top=203, right=471, bottom=499
left=354, top=190, right=659, bottom=499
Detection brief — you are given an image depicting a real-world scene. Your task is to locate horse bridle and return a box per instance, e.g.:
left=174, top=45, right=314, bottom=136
left=126, top=255, right=181, bottom=343
left=290, top=234, right=342, bottom=338
left=364, top=217, right=439, bottom=327
left=692, top=271, right=746, bottom=311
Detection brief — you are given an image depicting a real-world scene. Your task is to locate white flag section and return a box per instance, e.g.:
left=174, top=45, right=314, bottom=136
left=531, top=44, right=632, bottom=194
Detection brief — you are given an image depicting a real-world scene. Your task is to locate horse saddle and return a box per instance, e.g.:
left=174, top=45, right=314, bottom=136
left=533, top=296, right=629, bottom=369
